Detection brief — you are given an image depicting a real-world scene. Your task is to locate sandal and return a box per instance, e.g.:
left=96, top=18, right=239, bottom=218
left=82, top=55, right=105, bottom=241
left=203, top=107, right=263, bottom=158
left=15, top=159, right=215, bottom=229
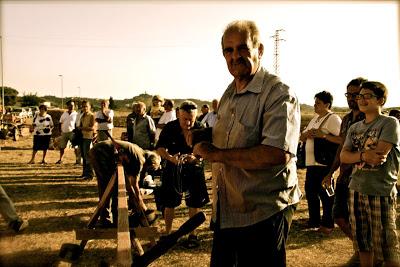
left=181, top=234, right=200, bottom=249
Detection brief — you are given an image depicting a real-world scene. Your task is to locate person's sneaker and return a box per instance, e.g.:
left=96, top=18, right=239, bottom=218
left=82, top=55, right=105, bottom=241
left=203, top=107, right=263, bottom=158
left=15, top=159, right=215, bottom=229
left=9, top=219, right=29, bottom=233
left=55, top=160, right=62, bottom=164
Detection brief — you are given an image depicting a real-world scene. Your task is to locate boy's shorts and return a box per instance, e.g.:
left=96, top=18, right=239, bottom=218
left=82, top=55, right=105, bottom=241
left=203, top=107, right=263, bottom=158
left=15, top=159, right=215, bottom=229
left=349, top=190, right=399, bottom=262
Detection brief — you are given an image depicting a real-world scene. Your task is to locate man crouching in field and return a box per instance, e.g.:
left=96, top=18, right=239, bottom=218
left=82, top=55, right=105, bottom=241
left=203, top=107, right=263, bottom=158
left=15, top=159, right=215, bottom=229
left=89, top=140, right=161, bottom=227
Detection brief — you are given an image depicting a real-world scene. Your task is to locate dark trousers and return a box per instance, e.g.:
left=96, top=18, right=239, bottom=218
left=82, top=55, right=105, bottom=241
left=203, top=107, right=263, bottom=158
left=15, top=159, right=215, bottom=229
left=89, top=149, right=117, bottom=223
left=305, top=166, right=334, bottom=228
left=81, top=139, right=94, bottom=177
left=210, top=205, right=296, bottom=267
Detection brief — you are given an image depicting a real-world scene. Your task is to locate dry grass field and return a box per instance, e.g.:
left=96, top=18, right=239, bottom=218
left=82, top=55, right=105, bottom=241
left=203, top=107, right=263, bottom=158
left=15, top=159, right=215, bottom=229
left=0, top=127, right=398, bottom=267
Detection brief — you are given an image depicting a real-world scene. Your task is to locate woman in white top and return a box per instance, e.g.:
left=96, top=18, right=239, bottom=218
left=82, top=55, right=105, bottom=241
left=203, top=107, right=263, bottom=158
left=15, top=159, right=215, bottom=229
left=28, top=104, right=54, bottom=164
left=299, top=91, right=342, bottom=234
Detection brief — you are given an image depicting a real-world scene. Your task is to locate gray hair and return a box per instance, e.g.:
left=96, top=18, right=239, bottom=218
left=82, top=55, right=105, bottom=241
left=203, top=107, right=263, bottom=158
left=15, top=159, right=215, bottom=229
left=221, top=20, right=261, bottom=49
left=179, top=100, right=197, bottom=113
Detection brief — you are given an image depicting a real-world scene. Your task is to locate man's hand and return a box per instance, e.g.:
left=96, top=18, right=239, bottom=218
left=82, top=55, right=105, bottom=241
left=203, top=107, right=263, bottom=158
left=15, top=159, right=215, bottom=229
left=363, top=149, right=387, bottom=167
left=193, top=142, right=217, bottom=162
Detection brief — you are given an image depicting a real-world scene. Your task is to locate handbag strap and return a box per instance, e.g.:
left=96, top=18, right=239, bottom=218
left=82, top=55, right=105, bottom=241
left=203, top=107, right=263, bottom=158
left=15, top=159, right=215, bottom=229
left=317, top=112, right=333, bottom=130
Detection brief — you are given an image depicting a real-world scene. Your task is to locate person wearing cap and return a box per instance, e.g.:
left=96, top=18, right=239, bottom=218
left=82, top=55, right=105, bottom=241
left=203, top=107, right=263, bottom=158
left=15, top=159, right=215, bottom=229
left=156, top=100, right=209, bottom=248
left=149, top=95, right=165, bottom=125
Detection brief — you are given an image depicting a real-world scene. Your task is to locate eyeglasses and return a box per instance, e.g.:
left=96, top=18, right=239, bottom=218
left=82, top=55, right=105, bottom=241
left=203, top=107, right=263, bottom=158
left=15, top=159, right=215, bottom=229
left=355, top=93, right=378, bottom=100
left=344, top=93, right=358, bottom=98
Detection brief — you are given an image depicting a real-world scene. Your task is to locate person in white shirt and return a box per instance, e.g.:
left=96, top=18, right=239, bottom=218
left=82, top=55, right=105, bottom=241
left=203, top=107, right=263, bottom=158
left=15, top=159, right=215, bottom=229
left=57, top=99, right=79, bottom=164
left=300, top=91, right=342, bottom=234
left=155, top=99, right=176, bottom=142
left=201, top=99, right=218, bottom=128
left=95, top=99, right=114, bottom=142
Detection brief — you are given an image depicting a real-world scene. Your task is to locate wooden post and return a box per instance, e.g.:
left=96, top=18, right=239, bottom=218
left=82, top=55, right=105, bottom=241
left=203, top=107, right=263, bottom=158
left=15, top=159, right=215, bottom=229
left=117, top=165, right=133, bottom=267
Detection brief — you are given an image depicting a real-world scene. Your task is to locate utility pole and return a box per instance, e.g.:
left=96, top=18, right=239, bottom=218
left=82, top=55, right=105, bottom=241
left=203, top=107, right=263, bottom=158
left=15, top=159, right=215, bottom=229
left=1, top=35, right=4, bottom=114
left=270, top=29, right=285, bottom=75
left=58, top=75, right=64, bottom=109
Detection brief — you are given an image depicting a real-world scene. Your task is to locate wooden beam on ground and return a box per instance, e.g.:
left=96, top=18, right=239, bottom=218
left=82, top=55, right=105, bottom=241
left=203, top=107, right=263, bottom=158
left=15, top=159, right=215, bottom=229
left=117, top=165, right=133, bottom=267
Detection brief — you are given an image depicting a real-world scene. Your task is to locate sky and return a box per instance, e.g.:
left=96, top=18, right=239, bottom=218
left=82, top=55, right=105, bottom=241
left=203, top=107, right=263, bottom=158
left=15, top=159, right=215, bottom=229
left=1, top=0, right=399, bottom=107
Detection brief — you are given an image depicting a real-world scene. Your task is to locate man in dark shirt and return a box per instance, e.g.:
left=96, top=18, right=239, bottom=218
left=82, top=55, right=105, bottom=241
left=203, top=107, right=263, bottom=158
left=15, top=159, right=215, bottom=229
left=322, top=77, right=366, bottom=264
left=89, top=140, right=161, bottom=226
left=156, top=101, right=209, bottom=246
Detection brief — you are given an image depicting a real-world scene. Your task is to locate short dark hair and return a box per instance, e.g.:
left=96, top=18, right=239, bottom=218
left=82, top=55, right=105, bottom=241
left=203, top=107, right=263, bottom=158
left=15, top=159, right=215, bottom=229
left=314, top=91, right=333, bottom=109
left=163, top=99, right=174, bottom=108
left=361, top=81, right=388, bottom=105
left=66, top=99, right=74, bottom=106
left=179, top=100, right=197, bottom=113
left=144, top=151, right=161, bottom=171
left=39, top=104, right=47, bottom=111
left=389, top=109, right=400, bottom=117
left=347, top=77, right=367, bottom=89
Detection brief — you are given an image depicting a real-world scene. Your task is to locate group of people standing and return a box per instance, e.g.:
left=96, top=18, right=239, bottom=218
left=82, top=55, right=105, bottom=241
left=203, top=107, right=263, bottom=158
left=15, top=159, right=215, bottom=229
left=301, top=78, right=400, bottom=266
left=1, top=19, right=398, bottom=267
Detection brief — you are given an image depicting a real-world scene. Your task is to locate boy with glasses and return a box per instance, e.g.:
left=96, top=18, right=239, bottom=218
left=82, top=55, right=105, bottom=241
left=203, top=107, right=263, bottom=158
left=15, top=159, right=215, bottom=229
left=340, top=81, right=399, bottom=267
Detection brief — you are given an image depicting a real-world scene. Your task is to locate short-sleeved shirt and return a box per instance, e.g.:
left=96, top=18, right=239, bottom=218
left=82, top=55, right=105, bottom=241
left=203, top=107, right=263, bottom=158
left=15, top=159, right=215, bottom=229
left=33, top=113, right=54, bottom=136
left=212, top=66, right=301, bottom=229
left=59, top=111, right=77, bottom=133
left=344, top=115, right=400, bottom=197
left=90, top=140, right=146, bottom=179
left=156, top=110, right=176, bottom=140
left=79, top=112, right=95, bottom=139
left=336, top=111, right=365, bottom=185
left=201, top=112, right=217, bottom=128
left=303, top=113, right=342, bottom=166
left=156, top=119, right=202, bottom=155
left=95, top=109, right=114, bottom=130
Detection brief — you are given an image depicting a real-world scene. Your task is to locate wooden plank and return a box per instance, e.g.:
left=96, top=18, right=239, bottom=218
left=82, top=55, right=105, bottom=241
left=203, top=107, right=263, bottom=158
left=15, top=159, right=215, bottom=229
left=75, top=227, right=159, bottom=240
left=117, top=165, right=133, bottom=267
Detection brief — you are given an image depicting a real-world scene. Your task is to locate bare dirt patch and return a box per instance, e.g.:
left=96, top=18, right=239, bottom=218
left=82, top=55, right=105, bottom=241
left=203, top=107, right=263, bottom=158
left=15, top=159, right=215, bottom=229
left=0, top=129, right=398, bottom=266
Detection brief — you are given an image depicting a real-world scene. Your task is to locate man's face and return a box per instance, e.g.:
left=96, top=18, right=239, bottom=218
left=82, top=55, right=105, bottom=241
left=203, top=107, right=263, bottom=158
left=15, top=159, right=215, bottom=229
left=81, top=103, right=90, bottom=113
left=346, top=85, right=361, bottom=110
left=67, top=102, right=75, bottom=111
left=201, top=106, right=209, bottom=115
left=135, top=104, right=146, bottom=116
left=179, top=110, right=197, bottom=130
left=222, top=31, right=263, bottom=79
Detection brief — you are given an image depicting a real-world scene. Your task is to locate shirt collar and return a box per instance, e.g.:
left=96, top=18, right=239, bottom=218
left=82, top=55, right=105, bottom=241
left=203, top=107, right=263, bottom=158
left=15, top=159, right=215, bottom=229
left=229, top=66, right=266, bottom=95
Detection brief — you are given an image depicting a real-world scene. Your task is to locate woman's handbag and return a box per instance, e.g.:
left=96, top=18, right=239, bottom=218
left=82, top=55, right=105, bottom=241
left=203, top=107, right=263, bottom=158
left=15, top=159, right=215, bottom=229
left=313, top=113, right=339, bottom=166
left=314, top=138, right=339, bottom=166
left=296, top=142, right=306, bottom=169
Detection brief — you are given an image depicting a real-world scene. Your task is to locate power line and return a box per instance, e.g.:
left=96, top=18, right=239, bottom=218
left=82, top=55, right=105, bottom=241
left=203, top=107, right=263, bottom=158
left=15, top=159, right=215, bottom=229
left=270, top=29, right=285, bottom=75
